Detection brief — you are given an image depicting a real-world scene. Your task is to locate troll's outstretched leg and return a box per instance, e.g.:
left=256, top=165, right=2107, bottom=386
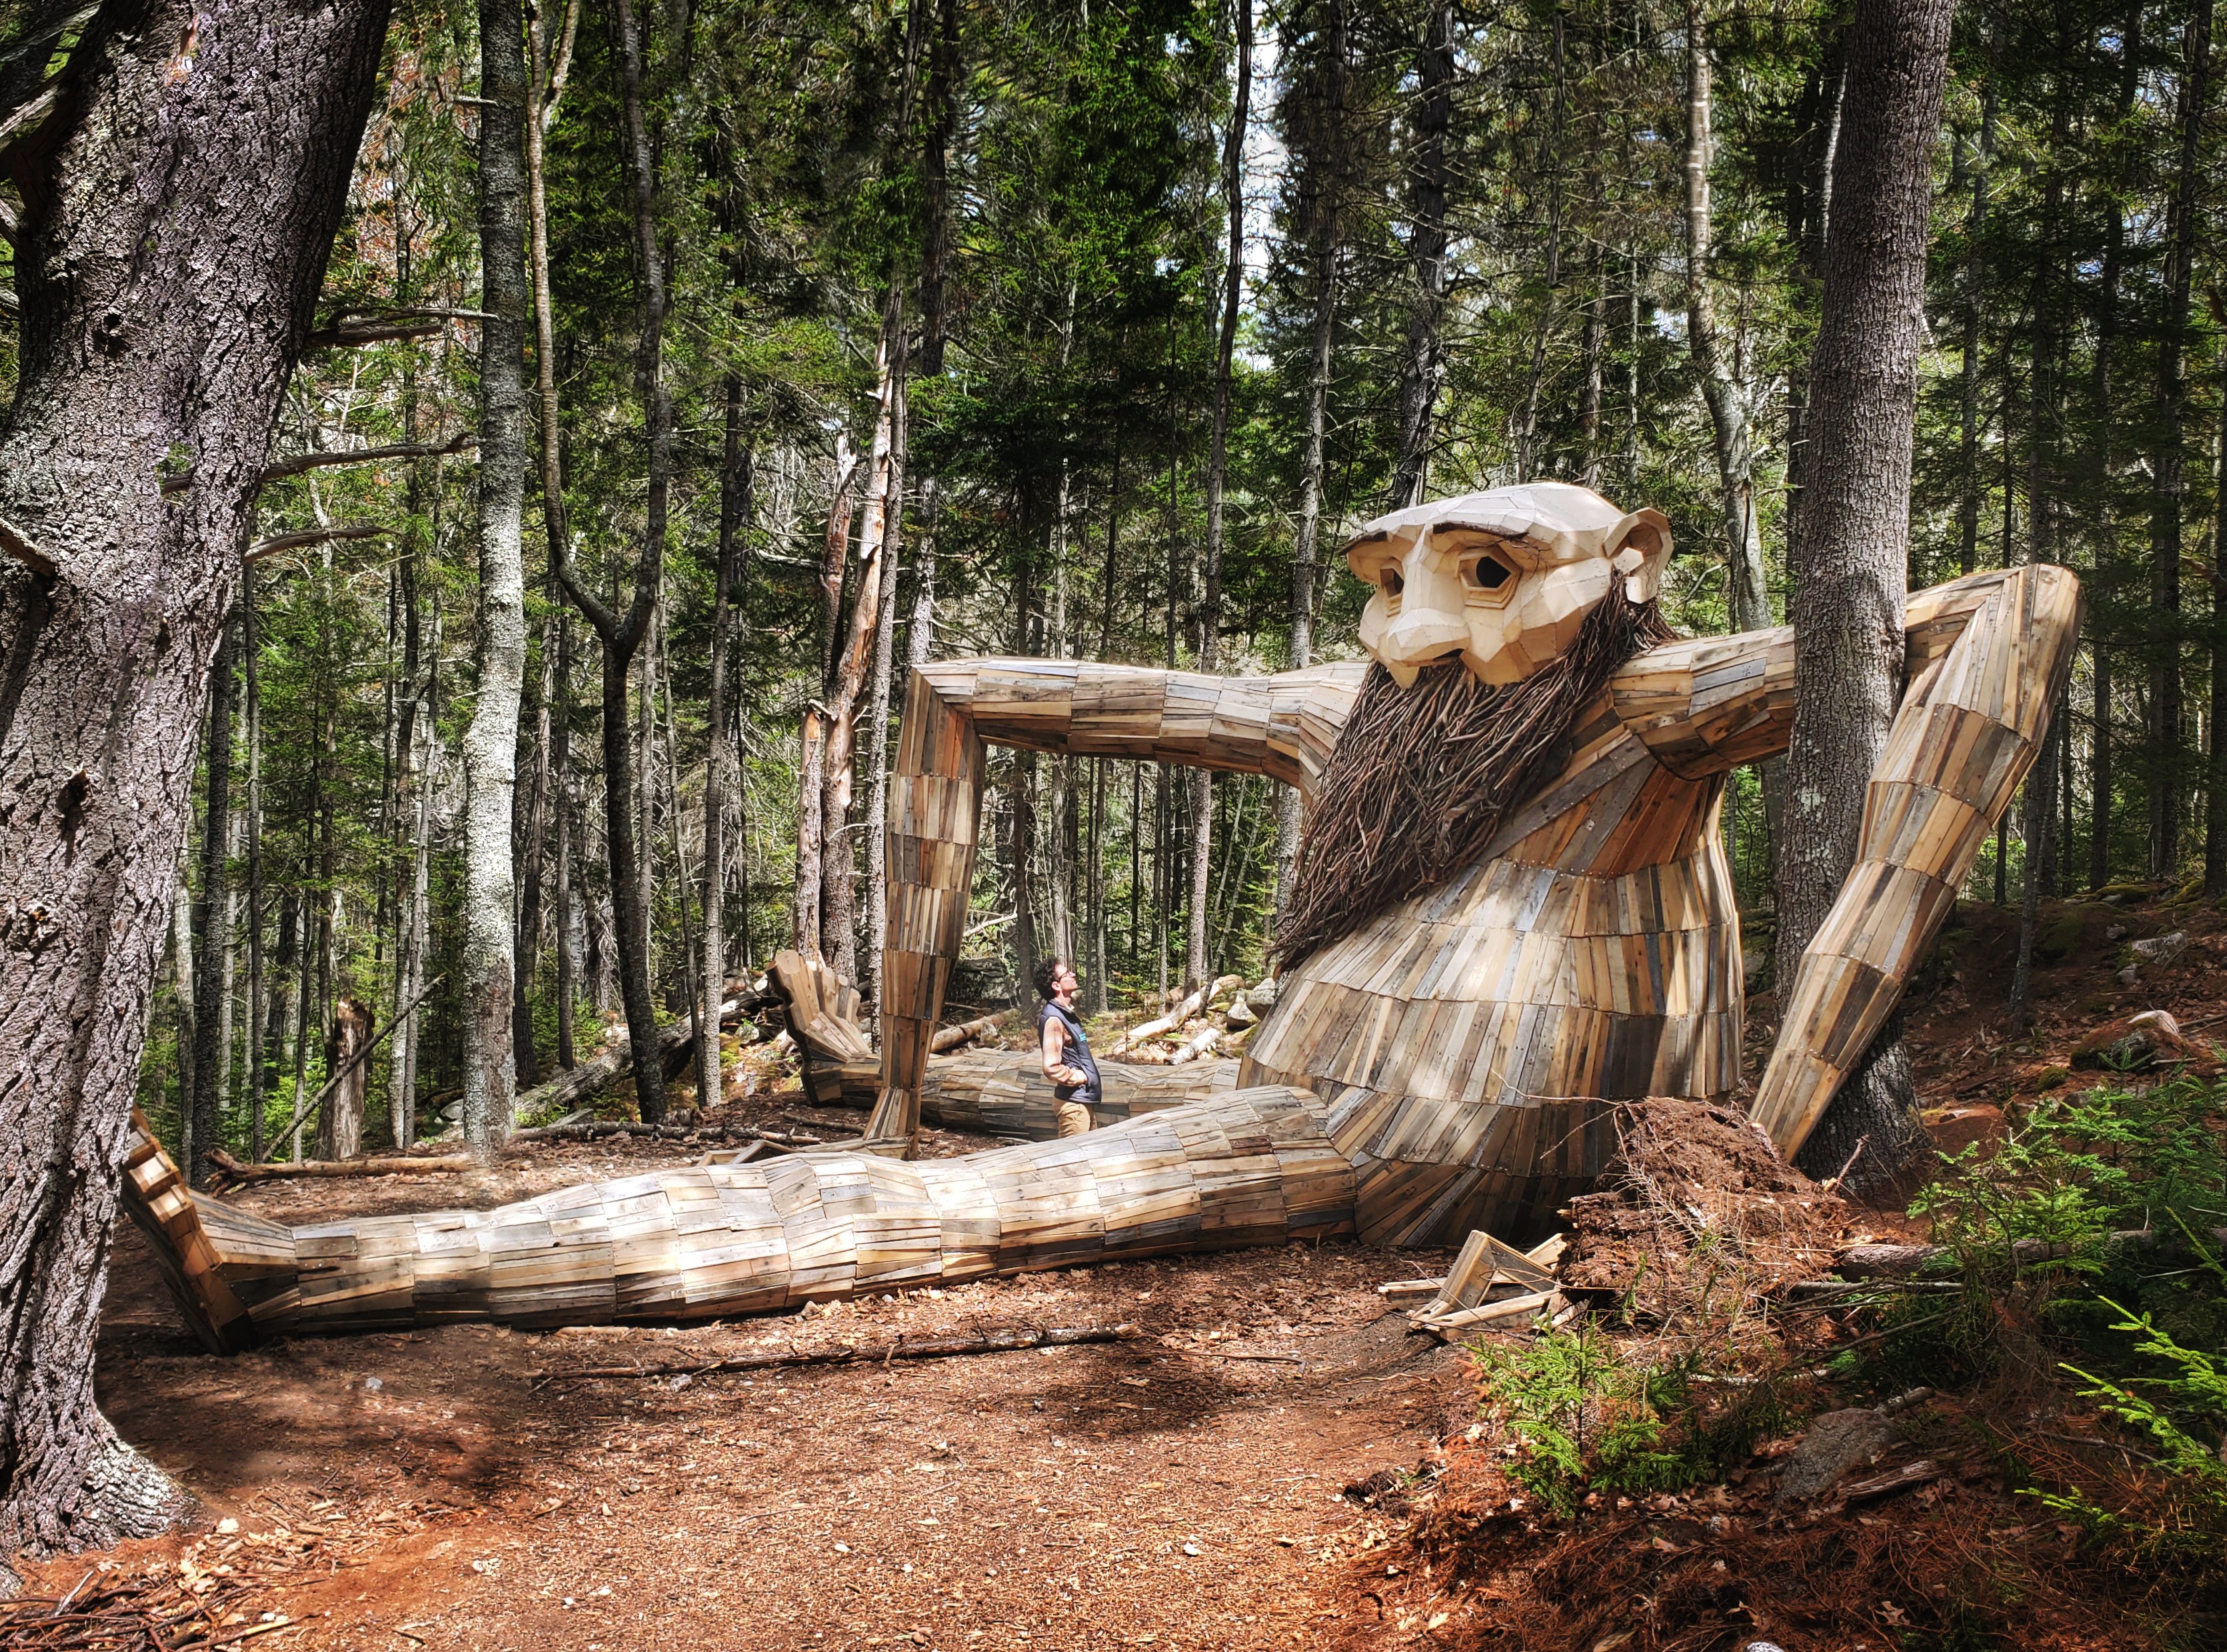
left=124, top=1088, right=1350, bottom=1350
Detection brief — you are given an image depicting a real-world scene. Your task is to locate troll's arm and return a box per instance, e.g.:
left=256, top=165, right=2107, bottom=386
left=870, top=659, right=1369, bottom=1146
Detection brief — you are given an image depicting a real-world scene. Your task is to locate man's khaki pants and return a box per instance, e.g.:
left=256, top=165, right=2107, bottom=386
left=1056, top=1101, right=1093, bottom=1138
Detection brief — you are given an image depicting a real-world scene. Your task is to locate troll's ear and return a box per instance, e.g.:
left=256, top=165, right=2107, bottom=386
left=1606, top=508, right=1672, bottom=604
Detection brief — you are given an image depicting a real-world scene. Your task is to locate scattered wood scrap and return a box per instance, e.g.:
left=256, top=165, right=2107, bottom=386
left=1404, top=1230, right=1575, bottom=1339
left=537, top=1322, right=1140, bottom=1383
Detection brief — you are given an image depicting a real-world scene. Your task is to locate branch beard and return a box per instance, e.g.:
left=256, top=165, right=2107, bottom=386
left=1273, top=593, right=1676, bottom=968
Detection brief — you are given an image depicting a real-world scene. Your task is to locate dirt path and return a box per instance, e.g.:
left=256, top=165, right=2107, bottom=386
left=67, top=1140, right=1464, bottom=1651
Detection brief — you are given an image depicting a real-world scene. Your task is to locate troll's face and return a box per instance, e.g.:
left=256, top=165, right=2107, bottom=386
left=1347, top=482, right=1673, bottom=687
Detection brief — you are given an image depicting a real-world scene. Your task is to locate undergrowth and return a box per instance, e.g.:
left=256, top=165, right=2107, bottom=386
left=1450, top=1075, right=2227, bottom=1645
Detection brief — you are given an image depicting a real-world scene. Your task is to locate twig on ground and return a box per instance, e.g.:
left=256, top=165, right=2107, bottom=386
left=533, top=1322, right=1139, bottom=1383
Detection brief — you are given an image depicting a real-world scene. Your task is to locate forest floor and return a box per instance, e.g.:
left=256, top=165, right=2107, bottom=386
left=19, top=889, right=2227, bottom=1650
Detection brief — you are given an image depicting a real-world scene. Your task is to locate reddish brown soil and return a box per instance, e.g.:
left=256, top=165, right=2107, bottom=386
left=24, top=893, right=2227, bottom=1647
left=27, top=1117, right=1472, bottom=1651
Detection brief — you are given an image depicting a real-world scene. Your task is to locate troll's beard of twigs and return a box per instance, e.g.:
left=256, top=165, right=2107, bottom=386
left=1274, top=594, right=1677, bottom=968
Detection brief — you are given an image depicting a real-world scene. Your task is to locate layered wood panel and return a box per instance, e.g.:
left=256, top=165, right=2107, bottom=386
left=1752, top=563, right=2082, bottom=1156
left=767, top=948, right=881, bottom=1105
left=1240, top=748, right=1742, bottom=1245
left=917, top=1050, right=1240, bottom=1138
left=119, top=1110, right=303, bottom=1354
left=122, top=1088, right=1353, bottom=1345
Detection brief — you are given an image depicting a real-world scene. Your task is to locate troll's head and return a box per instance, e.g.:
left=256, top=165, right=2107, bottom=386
left=1346, top=482, right=1672, bottom=688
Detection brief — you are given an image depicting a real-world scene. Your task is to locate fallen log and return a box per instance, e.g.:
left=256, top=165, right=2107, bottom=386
left=537, top=1321, right=1139, bottom=1382
left=1105, top=975, right=1244, bottom=1056
left=1169, top=1025, right=1220, bottom=1065
left=931, top=1014, right=1002, bottom=1054
left=211, top=1149, right=471, bottom=1183
left=511, top=998, right=749, bottom=1122
left=509, top=1120, right=826, bottom=1147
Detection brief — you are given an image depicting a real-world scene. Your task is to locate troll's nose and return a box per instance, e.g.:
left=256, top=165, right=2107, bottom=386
left=1376, top=550, right=1470, bottom=686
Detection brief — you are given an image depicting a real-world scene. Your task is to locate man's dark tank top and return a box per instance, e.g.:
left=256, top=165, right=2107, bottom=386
left=1037, top=1000, right=1102, bottom=1106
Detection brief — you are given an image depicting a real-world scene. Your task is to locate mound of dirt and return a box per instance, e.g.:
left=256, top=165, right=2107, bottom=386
left=1556, top=1098, right=1856, bottom=1316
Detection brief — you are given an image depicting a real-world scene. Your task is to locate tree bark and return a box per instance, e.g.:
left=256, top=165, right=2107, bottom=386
left=242, top=568, right=267, bottom=1159
left=1682, top=0, right=1768, bottom=635
left=2150, top=0, right=2210, bottom=884
left=794, top=435, right=859, bottom=958
left=1772, top=0, right=1954, bottom=1192
left=701, top=385, right=745, bottom=1104
left=0, top=0, right=390, bottom=1561
left=1191, top=0, right=1250, bottom=990
left=1387, top=0, right=1452, bottom=514
left=525, top=0, right=576, bottom=1068
left=188, top=605, right=237, bottom=1186
left=463, top=0, right=530, bottom=1161
left=547, top=0, right=673, bottom=1121
left=824, top=290, right=905, bottom=990
left=1275, top=0, right=1344, bottom=920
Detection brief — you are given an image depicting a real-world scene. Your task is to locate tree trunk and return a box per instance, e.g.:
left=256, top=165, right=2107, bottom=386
left=243, top=569, right=267, bottom=1160
left=1578, top=251, right=1607, bottom=490
left=0, top=0, right=390, bottom=1561
left=548, top=0, right=673, bottom=1121
left=1683, top=0, right=1768, bottom=635
left=463, top=0, right=530, bottom=1160
left=189, top=606, right=238, bottom=1187
left=2150, top=0, right=2210, bottom=884
left=1191, top=0, right=1250, bottom=990
left=1772, top=0, right=1954, bottom=1192
left=526, top=0, right=577, bottom=1068
left=701, top=383, right=745, bottom=1104
left=2208, top=355, right=2227, bottom=894
left=1276, top=0, right=1344, bottom=920
left=315, top=997, right=373, bottom=1161
left=170, top=857, right=197, bottom=1170
left=513, top=603, right=555, bottom=1090
left=1387, top=0, right=1452, bottom=513
left=903, top=0, right=959, bottom=684
left=794, top=434, right=859, bottom=958
left=823, top=305, right=905, bottom=987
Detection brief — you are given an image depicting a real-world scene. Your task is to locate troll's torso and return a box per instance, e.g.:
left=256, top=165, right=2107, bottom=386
left=1237, top=686, right=1742, bottom=1245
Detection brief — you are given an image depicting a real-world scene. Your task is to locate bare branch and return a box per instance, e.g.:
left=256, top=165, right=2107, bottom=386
left=0, top=516, right=56, bottom=576
left=161, top=432, right=476, bottom=496
left=243, top=524, right=390, bottom=564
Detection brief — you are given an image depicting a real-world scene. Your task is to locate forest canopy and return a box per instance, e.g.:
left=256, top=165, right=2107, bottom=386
left=4, top=0, right=2213, bottom=1170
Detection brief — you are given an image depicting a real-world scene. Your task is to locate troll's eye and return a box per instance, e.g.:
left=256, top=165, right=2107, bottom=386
left=1380, top=567, right=1404, bottom=597
left=1466, top=555, right=1512, bottom=591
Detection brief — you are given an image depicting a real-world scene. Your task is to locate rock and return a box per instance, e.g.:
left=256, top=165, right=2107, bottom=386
left=2130, top=930, right=2188, bottom=966
left=1246, top=974, right=1281, bottom=1011
left=1225, top=993, right=1257, bottom=1029
left=2038, top=909, right=2088, bottom=963
left=2117, top=965, right=2140, bottom=987
left=1773, top=1407, right=1895, bottom=1503
left=2072, top=1009, right=2196, bottom=1071
left=1740, top=948, right=1768, bottom=994
left=2104, top=922, right=2130, bottom=942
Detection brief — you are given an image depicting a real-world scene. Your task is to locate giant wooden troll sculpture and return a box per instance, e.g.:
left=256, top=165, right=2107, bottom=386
left=125, top=483, right=2078, bottom=1352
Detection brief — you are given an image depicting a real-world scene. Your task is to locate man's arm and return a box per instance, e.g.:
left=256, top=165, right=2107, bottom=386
left=1040, top=1016, right=1087, bottom=1090
left=867, top=660, right=1368, bottom=1147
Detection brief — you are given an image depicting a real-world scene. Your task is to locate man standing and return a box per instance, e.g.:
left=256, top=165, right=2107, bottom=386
left=1034, top=958, right=1101, bottom=1137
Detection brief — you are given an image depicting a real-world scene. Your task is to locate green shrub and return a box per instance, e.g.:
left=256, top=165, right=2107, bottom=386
left=1470, top=1322, right=1784, bottom=1517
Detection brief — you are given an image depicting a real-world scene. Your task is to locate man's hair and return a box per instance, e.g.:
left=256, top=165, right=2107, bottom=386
left=1033, top=957, right=1072, bottom=1004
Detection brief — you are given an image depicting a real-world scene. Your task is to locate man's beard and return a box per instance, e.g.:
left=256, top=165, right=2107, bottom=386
left=1273, top=594, right=1676, bottom=969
